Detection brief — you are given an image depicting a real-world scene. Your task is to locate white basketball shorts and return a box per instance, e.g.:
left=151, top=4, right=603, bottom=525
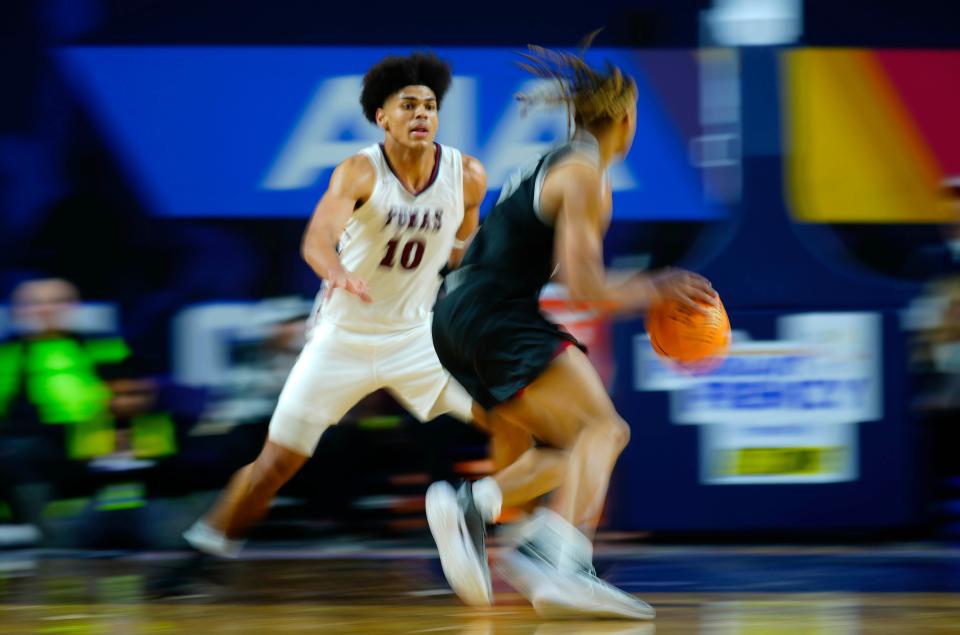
left=267, top=319, right=473, bottom=456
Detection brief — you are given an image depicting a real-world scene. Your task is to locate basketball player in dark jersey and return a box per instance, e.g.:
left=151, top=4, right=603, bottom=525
left=426, top=47, right=717, bottom=618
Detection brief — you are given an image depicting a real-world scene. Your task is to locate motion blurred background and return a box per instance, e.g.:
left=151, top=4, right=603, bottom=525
left=1, top=0, right=959, bottom=613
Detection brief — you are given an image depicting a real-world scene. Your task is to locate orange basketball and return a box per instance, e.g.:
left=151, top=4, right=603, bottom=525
left=645, top=296, right=730, bottom=367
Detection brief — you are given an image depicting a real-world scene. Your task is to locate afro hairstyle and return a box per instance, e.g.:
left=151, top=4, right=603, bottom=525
left=360, top=52, right=452, bottom=123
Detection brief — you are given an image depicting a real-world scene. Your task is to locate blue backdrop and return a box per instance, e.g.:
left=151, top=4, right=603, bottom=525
left=57, top=46, right=726, bottom=220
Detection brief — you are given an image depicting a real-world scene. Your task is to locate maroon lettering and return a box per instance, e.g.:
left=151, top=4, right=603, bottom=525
left=380, top=237, right=426, bottom=271
left=384, top=208, right=396, bottom=228
left=400, top=239, right=426, bottom=270
left=379, top=238, right=400, bottom=268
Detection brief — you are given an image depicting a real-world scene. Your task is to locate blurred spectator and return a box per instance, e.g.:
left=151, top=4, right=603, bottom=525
left=0, top=277, right=178, bottom=546
left=904, top=178, right=960, bottom=279
left=0, top=278, right=90, bottom=545
left=911, top=181, right=960, bottom=379
left=910, top=180, right=960, bottom=537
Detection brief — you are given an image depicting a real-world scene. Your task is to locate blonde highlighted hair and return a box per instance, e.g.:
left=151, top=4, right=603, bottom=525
left=516, top=30, right=637, bottom=138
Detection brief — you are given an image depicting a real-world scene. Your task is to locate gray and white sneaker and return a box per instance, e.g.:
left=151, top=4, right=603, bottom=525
left=549, top=562, right=656, bottom=620
left=498, top=538, right=577, bottom=614
left=425, top=480, right=492, bottom=606
left=497, top=509, right=655, bottom=620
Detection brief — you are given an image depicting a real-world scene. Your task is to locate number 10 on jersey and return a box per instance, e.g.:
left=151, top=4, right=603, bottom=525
left=379, top=237, right=426, bottom=271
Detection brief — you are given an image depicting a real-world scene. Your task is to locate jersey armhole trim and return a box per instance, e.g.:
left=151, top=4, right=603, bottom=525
left=535, top=146, right=605, bottom=227
left=451, top=147, right=466, bottom=228
left=533, top=152, right=559, bottom=226
left=356, top=148, right=383, bottom=212
left=533, top=168, right=550, bottom=225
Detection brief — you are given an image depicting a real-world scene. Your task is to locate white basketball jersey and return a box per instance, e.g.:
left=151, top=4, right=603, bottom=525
left=316, top=143, right=464, bottom=331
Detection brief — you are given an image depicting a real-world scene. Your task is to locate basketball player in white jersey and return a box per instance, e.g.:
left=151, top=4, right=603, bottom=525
left=182, top=53, right=493, bottom=556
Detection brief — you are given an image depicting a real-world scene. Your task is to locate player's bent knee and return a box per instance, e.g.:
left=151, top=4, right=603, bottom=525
left=587, top=415, right=630, bottom=453
left=582, top=408, right=629, bottom=436
left=267, top=410, right=330, bottom=457
left=610, top=417, right=631, bottom=451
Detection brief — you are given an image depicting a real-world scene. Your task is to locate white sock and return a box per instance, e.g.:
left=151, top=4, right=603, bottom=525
left=471, top=477, right=503, bottom=523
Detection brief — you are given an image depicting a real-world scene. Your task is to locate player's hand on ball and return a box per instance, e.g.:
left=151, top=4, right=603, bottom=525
left=325, top=270, right=373, bottom=303
left=651, top=268, right=717, bottom=312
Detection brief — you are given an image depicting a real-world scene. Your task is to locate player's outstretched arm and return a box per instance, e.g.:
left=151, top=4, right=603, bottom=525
left=552, top=162, right=714, bottom=315
left=449, top=155, right=486, bottom=269
left=301, top=155, right=376, bottom=302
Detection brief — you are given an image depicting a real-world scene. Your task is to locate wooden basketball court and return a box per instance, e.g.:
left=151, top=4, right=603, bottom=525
left=1, top=546, right=958, bottom=633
